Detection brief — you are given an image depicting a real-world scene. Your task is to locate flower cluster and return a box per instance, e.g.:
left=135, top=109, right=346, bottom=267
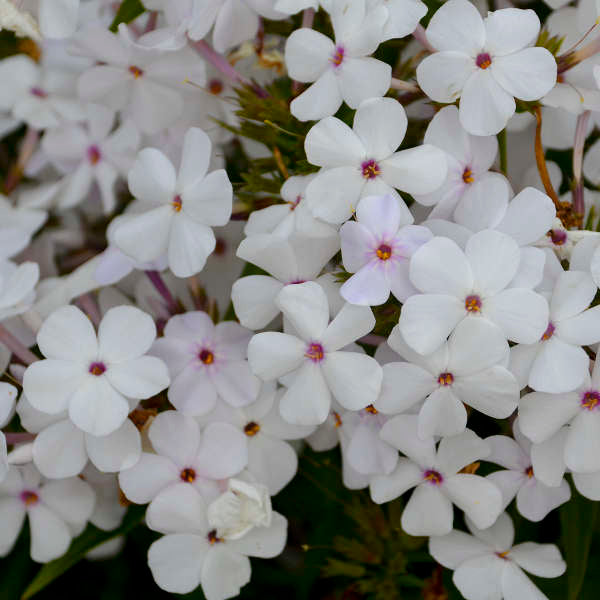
left=1, top=0, right=600, bottom=598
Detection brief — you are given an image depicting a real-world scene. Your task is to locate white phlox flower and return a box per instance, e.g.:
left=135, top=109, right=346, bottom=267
left=416, top=0, right=557, bottom=135
left=399, top=230, right=549, bottom=355
left=429, top=512, right=566, bottom=600
left=112, top=127, right=233, bottom=277
left=303, top=97, right=447, bottom=225
left=248, top=281, right=382, bottom=425
left=370, top=417, right=503, bottom=535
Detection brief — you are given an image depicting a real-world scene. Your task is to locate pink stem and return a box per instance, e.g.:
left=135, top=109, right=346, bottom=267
left=559, top=35, right=600, bottom=73
left=573, top=110, right=591, bottom=221
left=5, top=433, right=35, bottom=445
left=359, top=334, right=386, bottom=346
left=390, top=77, right=420, bottom=93
left=192, top=40, right=269, bottom=97
left=76, top=293, right=102, bottom=328
left=412, top=24, right=435, bottom=53
left=302, top=8, right=315, bottom=28
left=0, top=325, right=38, bottom=365
left=144, top=11, right=158, bottom=33
left=3, top=127, right=39, bottom=195
left=145, top=270, right=180, bottom=315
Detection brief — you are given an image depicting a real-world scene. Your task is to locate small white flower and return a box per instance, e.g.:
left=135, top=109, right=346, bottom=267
left=416, top=0, right=557, bottom=135
left=430, top=512, right=566, bottom=600
left=23, top=305, right=170, bottom=436
left=248, top=281, right=382, bottom=425
left=113, top=128, right=233, bottom=278
left=371, top=418, right=502, bottom=535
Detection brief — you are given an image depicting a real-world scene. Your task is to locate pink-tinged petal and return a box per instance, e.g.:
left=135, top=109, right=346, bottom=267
left=459, top=70, right=515, bottom=136
left=290, top=70, right=343, bottom=121
left=340, top=221, right=376, bottom=273
left=417, top=51, right=475, bottom=103
left=454, top=367, right=518, bottom=418
left=212, top=360, right=260, bottom=408
left=128, top=147, right=175, bottom=205
left=425, top=0, right=485, bottom=54
left=168, top=365, right=217, bottom=417
left=248, top=332, right=305, bottom=381
left=491, top=47, right=557, bottom=101
left=231, top=276, right=284, bottom=330
left=340, top=263, right=390, bottom=306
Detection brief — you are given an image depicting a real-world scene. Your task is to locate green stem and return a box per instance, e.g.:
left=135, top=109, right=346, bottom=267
left=498, top=128, right=507, bottom=176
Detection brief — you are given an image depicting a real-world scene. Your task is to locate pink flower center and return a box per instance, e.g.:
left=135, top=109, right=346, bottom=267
left=89, top=362, right=106, bottom=376
left=305, top=342, right=324, bottom=363
left=180, top=468, right=196, bottom=482
left=581, top=390, right=600, bottom=411
left=244, top=421, right=260, bottom=436
left=87, top=145, right=101, bottom=165
left=465, top=295, right=482, bottom=312
left=129, top=65, right=144, bottom=78
left=462, top=167, right=474, bottom=184
left=20, top=490, right=39, bottom=506
left=423, top=470, right=443, bottom=485
left=548, top=229, right=567, bottom=246
left=30, top=87, right=47, bottom=98
left=376, top=244, right=392, bottom=261
left=541, top=322, right=555, bottom=341
left=437, top=372, right=454, bottom=386
left=496, top=550, right=510, bottom=560
left=207, top=529, right=223, bottom=545
left=476, top=53, right=492, bottom=69
left=199, top=349, right=214, bottom=365
left=172, top=194, right=183, bottom=212
left=361, top=159, right=381, bottom=180
left=330, top=45, right=345, bottom=67
left=525, top=466, right=534, bottom=478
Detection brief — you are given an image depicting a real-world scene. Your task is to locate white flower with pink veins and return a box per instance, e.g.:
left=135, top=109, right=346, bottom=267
left=416, top=0, right=557, bottom=135
left=151, top=311, right=260, bottom=416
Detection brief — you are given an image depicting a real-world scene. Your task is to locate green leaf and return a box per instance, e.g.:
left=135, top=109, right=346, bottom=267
left=560, top=483, right=599, bottom=600
left=109, top=0, right=145, bottom=32
left=21, top=504, right=146, bottom=599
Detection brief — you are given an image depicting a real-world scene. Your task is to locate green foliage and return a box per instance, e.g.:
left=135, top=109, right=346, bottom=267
left=22, top=504, right=146, bottom=599
left=109, top=0, right=146, bottom=33
left=559, top=482, right=599, bottom=600
left=537, top=29, right=565, bottom=57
